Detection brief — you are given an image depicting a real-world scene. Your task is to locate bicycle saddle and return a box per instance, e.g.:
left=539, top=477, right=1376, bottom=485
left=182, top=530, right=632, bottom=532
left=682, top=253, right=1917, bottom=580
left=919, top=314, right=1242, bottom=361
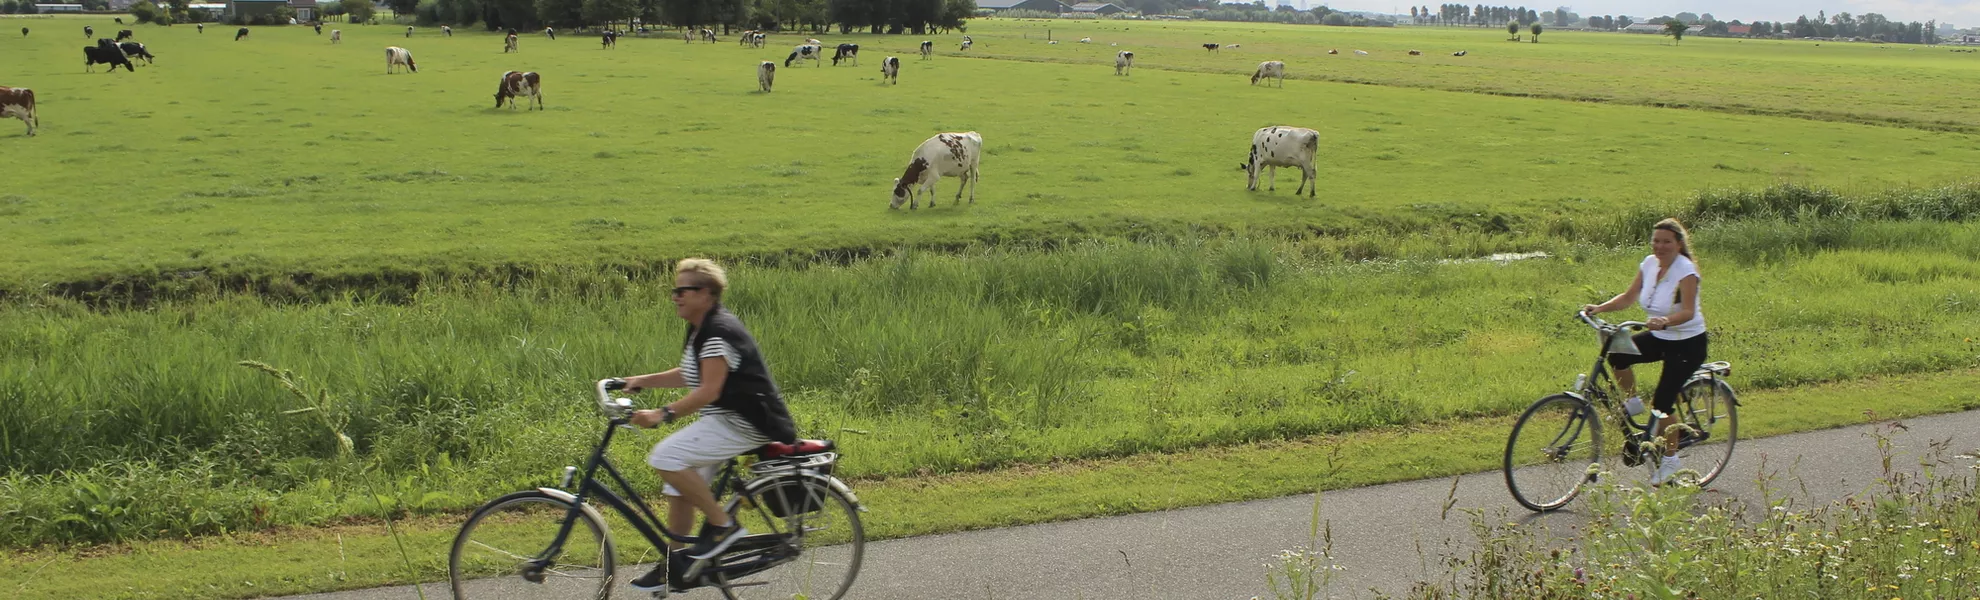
left=756, top=439, right=835, bottom=459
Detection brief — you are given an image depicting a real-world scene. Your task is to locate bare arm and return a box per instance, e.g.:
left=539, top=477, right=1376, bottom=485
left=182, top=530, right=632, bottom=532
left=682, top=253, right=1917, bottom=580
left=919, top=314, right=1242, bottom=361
left=1647, top=275, right=1699, bottom=330
left=629, top=357, right=729, bottom=427
left=624, top=369, right=686, bottom=391
left=1584, top=271, right=1644, bottom=314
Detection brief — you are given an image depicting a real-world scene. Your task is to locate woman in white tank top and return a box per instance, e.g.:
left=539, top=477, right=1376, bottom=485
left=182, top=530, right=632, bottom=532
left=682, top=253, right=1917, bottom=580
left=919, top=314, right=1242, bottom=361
left=1581, top=218, right=1708, bottom=486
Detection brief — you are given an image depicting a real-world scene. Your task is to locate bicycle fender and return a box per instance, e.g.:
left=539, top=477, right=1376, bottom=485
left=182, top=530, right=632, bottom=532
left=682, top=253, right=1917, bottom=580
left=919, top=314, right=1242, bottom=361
left=535, top=487, right=620, bottom=538
left=745, top=472, right=867, bottom=513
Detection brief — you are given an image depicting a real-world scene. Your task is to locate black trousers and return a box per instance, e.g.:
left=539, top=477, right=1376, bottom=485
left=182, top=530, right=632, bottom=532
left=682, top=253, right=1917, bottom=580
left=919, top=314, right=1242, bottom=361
left=1607, top=331, right=1709, bottom=414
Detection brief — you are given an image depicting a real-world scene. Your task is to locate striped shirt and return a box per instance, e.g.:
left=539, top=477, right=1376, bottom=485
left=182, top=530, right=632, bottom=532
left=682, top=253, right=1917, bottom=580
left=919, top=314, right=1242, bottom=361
left=680, top=337, right=769, bottom=442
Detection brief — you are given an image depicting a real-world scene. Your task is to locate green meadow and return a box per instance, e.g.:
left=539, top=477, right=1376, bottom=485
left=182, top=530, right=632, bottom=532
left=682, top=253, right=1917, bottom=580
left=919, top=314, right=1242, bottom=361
left=3, top=12, right=1980, bottom=581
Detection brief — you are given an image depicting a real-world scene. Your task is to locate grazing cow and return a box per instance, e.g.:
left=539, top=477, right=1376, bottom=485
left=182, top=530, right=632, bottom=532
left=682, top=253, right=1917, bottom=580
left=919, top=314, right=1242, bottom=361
left=198, top=23, right=204, bottom=34
left=683, top=29, right=694, bottom=43
left=1250, top=60, right=1285, bottom=87
left=443, top=25, right=452, bottom=37
left=84, top=40, right=135, bottom=72
left=84, top=25, right=93, bottom=38
left=235, top=27, right=249, bottom=41
left=1229, top=44, right=1240, bottom=49
left=891, top=132, right=982, bottom=210
left=919, top=40, right=932, bottom=58
left=751, top=33, right=766, bottom=48
left=116, top=29, right=134, bottom=41
left=601, top=30, right=618, bottom=48
left=0, top=87, right=36, bottom=137
left=1078, top=37, right=1091, bottom=43
left=1452, top=50, right=1467, bottom=56
left=699, top=28, right=715, bottom=43
left=1238, top=126, right=1319, bottom=197
left=805, top=38, right=821, bottom=46
left=115, top=17, right=124, bottom=24
left=1407, top=49, right=1421, bottom=55
left=832, top=43, right=859, bottom=66
left=544, top=27, right=556, bottom=39
left=331, top=30, right=342, bottom=44
left=405, top=26, right=414, bottom=38
left=757, top=61, right=775, bottom=92
left=494, top=70, right=542, bottom=110
left=1327, top=49, right=1337, bottom=54
left=1048, top=40, right=1057, bottom=45
left=385, top=46, right=417, bottom=73
left=119, top=41, right=155, bottom=65
left=738, top=30, right=757, bottom=46
left=1353, top=49, right=1368, bottom=55
left=880, top=55, right=899, bottom=84
left=785, top=44, right=820, bottom=67
left=1203, top=43, right=1219, bottom=52
left=504, top=33, right=518, bottom=53
left=314, top=23, right=322, bottom=34
left=19, top=27, right=26, bottom=38
left=1115, top=50, right=1133, bottom=75
left=959, top=35, right=972, bottom=51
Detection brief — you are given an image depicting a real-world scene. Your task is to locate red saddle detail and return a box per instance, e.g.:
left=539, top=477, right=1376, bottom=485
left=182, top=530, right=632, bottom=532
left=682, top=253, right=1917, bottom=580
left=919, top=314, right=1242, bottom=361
left=757, top=439, right=834, bottom=459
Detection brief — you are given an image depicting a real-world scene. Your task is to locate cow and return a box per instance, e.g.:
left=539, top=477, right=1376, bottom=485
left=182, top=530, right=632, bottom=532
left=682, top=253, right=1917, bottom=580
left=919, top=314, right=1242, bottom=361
left=805, top=38, right=821, bottom=46
left=544, top=27, right=556, bottom=39
left=1250, top=60, right=1285, bottom=87
left=1238, top=126, right=1319, bottom=198
left=494, top=70, right=542, bottom=110
left=738, top=30, right=757, bottom=46
left=1203, top=43, right=1219, bottom=52
left=119, top=41, right=155, bottom=65
left=601, top=30, right=618, bottom=48
left=880, top=55, right=899, bottom=84
left=443, top=25, right=452, bottom=37
left=1048, top=40, right=1057, bottom=45
left=84, top=25, right=93, bottom=38
left=751, top=32, right=766, bottom=48
left=405, top=26, right=414, bottom=38
left=699, top=28, right=715, bottom=43
left=1115, top=51, right=1133, bottom=75
left=1353, top=49, right=1368, bottom=55
left=115, top=17, right=124, bottom=24
left=198, top=23, right=204, bottom=34
left=116, top=29, right=134, bottom=41
left=0, top=87, right=36, bottom=137
left=683, top=29, right=694, bottom=43
left=959, top=35, right=972, bottom=51
left=1452, top=50, right=1467, bottom=56
left=891, top=131, right=982, bottom=210
left=504, top=33, right=518, bottom=53
left=1228, top=44, right=1240, bottom=49
left=1407, top=49, right=1421, bottom=55
left=84, top=40, right=135, bottom=72
left=785, top=44, right=820, bottom=67
left=331, top=30, right=342, bottom=44
left=757, top=61, right=775, bottom=92
left=832, top=43, right=859, bottom=66
left=19, top=27, right=26, bottom=38
left=1327, top=49, right=1337, bottom=54
left=919, top=40, right=932, bottom=58
left=1078, top=37, right=1091, bottom=43
left=386, top=46, right=417, bottom=73
left=235, top=27, right=249, bottom=41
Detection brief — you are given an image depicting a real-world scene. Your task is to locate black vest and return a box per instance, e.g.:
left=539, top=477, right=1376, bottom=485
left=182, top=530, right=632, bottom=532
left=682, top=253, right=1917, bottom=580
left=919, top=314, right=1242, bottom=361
left=686, top=304, right=798, bottom=444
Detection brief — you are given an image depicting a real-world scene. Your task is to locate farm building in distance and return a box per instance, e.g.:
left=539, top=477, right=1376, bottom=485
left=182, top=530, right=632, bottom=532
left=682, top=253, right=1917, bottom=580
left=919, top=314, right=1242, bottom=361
left=220, top=0, right=316, bottom=20
left=975, top=0, right=1072, bottom=12
left=1070, top=2, right=1128, bottom=14
left=31, top=3, right=83, bottom=11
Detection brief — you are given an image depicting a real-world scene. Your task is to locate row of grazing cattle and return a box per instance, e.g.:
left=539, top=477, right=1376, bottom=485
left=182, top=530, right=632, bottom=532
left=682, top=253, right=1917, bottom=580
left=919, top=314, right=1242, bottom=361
left=369, top=46, right=541, bottom=110
left=83, top=39, right=155, bottom=73
left=757, top=55, right=901, bottom=92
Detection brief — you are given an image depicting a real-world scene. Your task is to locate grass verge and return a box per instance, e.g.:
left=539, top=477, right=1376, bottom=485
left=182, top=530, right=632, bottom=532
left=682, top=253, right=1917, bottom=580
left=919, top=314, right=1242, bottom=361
left=5, top=367, right=1978, bottom=600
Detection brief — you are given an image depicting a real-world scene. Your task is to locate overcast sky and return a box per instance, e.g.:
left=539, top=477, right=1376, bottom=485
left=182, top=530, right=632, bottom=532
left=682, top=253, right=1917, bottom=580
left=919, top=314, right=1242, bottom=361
left=1330, top=0, right=1975, bottom=27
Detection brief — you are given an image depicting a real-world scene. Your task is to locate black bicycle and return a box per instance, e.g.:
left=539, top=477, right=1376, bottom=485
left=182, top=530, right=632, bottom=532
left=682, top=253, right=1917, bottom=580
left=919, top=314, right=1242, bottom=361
left=448, top=378, right=866, bottom=599
left=1502, top=311, right=1740, bottom=511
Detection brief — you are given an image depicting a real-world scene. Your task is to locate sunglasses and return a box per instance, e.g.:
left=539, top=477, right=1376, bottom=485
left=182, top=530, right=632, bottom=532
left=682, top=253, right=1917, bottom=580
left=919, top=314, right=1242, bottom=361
left=671, top=286, right=704, bottom=296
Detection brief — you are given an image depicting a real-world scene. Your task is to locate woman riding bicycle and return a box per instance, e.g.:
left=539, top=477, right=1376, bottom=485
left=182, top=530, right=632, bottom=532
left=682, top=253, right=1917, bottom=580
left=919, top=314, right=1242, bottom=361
left=1581, top=218, right=1707, bottom=486
left=619, top=258, right=799, bottom=592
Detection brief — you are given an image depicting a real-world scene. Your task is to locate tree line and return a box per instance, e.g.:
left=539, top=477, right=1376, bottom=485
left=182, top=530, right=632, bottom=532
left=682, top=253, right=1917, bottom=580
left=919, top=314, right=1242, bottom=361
left=390, top=0, right=971, bottom=33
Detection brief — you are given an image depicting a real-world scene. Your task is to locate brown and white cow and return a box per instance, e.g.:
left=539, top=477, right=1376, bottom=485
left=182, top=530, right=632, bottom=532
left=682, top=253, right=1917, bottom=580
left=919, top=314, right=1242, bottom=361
left=919, top=40, right=933, bottom=58
left=504, top=33, right=519, bottom=53
left=331, top=30, right=342, bottom=44
left=494, top=71, right=542, bottom=110
left=386, top=46, right=417, bottom=73
left=1250, top=60, right=1285, bottom=87
left=891, top=131, right=982, bottom=210
left=0, top=87, right=36, bottom=137
left=1238, top=126, right=1319, bottom=197
left=880, top=56, right=899, bottom=84
left=757, top=61, right=775, bottom=93
left=1115, top=50, right=1134, bottom=75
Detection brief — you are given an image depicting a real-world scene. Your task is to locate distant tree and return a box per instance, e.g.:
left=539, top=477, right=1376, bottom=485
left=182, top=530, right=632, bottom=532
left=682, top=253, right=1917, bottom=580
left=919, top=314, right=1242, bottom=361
left=1506, top=19, right=1517, bottom=35
left=131, top=0, right=162, bottom=22
left=384, top=0, right=418, bottom=17
left=1529, top=21, right=1540, bottom=41
left=1673, top=11, right=1696, bottom=24
left=1663, top=19, right=1687, bottom=43
left=1615, top=15, right=1630, bottom=28
left=581, top=0, right=634, bottom=25
left=16, top=0, right=36, bottom=13
left=345, top=0, right=376, bottom=22
left=535, top=0, right=580, bottom=27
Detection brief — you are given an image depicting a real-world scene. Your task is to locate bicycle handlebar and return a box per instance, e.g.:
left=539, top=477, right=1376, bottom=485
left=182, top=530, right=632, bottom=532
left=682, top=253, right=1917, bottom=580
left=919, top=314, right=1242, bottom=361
left=595, top=378, right=634, bottom=420
left=1577, top=310, right=1647, bottom=333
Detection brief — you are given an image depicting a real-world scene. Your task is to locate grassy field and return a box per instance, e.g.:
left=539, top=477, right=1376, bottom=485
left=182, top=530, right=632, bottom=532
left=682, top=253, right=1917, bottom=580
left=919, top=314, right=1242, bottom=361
left=4, top=18, right=1980, bottom=292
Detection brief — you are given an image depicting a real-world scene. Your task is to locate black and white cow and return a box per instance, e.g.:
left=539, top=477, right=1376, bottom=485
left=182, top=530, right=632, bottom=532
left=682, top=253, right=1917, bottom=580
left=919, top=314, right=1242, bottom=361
left=494, top=71, right=542, bottom=110
left=0, top=86, right=36, bottom=136
left=601, top=30, right=619, bottom=48
left=757, top=61, right=775, bottom=92
left=738, top=30, right=757, bottom=46
left=84, top=40, right=135, bottom=72
left=314, top=23, right=322, bottom=34
left=118, top=41, right=155, bottom=65
left=699, top=28, right=716, bottom=43
left=1203, top=43, right=1219, bottom=52
left=1238, top=126, right=1319, bottom=197
left=785, top=44, right=821, bottom=67
left=751, top=32, right=766, bottom=47
left=198, top=23, right=204, bottom=34
left=544, top=27, right=556, bottom=39
left=919, top=40, right=933, bottom=58
left=19, top=27, right=26, bottom=38
left=235, top=27, right=250, bottom=41
left=504, top=33, right=518, bottom=53
left=1250, top=60, right=1285, bottom=87
left=83, top=25, right=93, bottom=38
left=959, top=36, right=972, bottom=51
left=442, top=25, right=452, bottom=37
left=832, top=43, right=859, bottom=66
left=891, top=131, right=983, bottom=210
left=405, top=25, right=414, bottom=38
left=115, top=29, right=134, bottom=41
left=385, top=46, right=417, bottom=73
left=1115, top=50, right=1133, bottom=75
left=880, top=55, right=899, bottom=84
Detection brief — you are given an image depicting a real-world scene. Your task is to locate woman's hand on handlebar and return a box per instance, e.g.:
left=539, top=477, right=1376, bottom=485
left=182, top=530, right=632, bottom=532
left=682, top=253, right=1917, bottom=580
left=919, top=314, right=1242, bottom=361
left=1580, top=304, right=1601, bottom=315
left=1646, top=316, right=1668, bottom=330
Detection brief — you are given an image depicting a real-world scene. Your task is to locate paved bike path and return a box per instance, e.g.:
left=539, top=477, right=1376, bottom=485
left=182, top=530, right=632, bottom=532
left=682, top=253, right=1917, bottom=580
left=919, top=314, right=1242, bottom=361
left=279, top=409, right=1980, bottom=600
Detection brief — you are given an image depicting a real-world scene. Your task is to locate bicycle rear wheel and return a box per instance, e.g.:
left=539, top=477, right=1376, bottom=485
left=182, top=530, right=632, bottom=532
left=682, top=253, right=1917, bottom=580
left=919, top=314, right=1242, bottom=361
left=1503, top=393, right=1603, bottom=511
left=715, top=476, right=865, bottom=600
left=449, top=490, right=615, bottom=600
left=1673, top=378, right=1738, bottom=487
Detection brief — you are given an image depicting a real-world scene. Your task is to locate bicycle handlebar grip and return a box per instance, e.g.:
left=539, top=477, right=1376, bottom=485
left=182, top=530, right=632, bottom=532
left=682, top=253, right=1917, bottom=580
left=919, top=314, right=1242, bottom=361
left=603, top=378, right=628, bottom=391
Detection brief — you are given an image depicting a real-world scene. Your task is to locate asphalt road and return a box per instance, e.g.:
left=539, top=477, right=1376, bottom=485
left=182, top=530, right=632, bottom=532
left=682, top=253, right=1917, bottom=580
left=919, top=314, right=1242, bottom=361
left=278, top=409, right=1980, bottom=600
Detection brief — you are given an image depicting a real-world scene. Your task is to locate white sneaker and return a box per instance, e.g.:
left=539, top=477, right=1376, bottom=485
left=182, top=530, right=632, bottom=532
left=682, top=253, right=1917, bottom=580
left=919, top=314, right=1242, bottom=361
left=1650, top=456, right=1681, bottom=486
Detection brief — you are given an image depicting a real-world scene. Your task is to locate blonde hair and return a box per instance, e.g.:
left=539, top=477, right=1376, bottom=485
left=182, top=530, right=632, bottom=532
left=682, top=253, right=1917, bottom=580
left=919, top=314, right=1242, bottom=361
left=676, top=258, right=729, bottom=296
left=1654, top=218, right=1693, bottom=260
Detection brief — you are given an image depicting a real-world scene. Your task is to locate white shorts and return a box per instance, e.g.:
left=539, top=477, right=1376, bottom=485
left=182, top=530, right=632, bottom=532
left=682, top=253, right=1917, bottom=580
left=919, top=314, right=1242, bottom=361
left=646, top=414, right=767, bottom=496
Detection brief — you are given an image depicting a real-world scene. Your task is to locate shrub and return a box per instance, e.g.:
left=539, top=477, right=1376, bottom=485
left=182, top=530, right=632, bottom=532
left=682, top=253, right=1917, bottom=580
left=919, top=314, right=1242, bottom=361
left=129, top=0, right=161, bottom=23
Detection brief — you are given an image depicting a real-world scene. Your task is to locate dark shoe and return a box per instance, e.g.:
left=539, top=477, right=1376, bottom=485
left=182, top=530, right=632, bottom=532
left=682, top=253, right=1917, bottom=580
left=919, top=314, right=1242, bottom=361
left=688, top=520, right=749, bottom=560
left=628, top=564, right=668, bottom=592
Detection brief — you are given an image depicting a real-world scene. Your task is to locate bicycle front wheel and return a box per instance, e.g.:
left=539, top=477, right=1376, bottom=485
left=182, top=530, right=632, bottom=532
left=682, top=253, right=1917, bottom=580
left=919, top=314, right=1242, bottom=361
left=717, top=476, right=865, bottom=600
left=1504, top=393, right=1603, bottom=511
left=1674, top=378, right=1738, bottom=487
left=449, top=490, right=615, bottom=600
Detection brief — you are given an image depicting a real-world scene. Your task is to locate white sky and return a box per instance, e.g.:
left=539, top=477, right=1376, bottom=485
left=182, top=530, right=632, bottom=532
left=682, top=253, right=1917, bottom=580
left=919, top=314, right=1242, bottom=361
left=1331, top=0, right=1973, bottom=27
